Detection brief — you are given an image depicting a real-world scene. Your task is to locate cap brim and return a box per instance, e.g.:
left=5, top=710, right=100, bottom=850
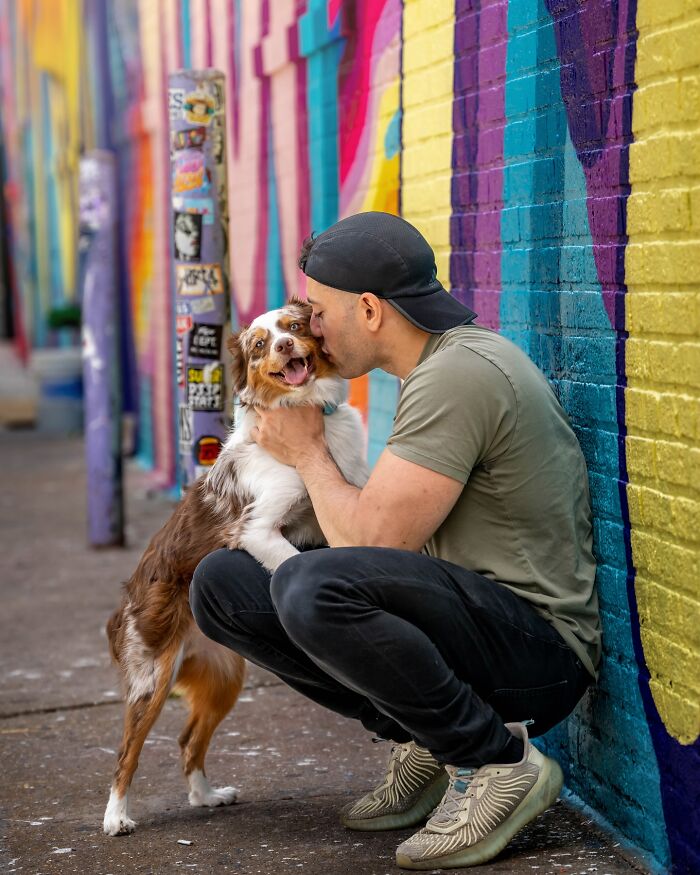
left=387, top=289, right=477, bottom=334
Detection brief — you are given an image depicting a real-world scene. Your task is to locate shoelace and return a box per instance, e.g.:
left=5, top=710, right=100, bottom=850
left=430, top=768, right=479, bottom=824
left=370, top=741, right=412, bottom=796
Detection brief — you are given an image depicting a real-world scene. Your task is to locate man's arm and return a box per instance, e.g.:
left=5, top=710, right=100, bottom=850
left=296, top=445, right=464, bottom=549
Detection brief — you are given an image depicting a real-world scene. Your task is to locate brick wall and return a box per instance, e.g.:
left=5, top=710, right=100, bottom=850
left=3, top=0, right=698, bottom=868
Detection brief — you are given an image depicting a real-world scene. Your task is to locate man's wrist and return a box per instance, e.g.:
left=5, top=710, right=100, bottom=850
left=295, top=442, right=332, bottom=477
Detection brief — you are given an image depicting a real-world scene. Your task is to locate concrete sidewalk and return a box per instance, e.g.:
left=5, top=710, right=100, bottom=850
left=0, top=433, right=652, bottom=875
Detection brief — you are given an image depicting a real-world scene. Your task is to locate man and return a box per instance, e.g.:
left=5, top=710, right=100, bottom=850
left=189, top=211, right=600, bottom=870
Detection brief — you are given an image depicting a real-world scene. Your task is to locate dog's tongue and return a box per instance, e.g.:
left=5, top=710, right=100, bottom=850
left=283, top=358, right=307, bottom=385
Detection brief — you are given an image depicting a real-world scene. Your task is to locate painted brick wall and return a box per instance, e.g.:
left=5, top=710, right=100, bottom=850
left=3, top=0, right=698, bottom=869
left=623, top=0, right=700, bottom=869
left=490, top=0, right=675, bottom=862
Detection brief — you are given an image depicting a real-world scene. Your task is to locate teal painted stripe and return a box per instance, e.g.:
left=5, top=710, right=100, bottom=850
left=367, top=369, right=399, bottom=469
left=41, top=75, right=64, bottom=322
left=299, top=0, right=344, bottom=232
left=181, top=0, right=192, bottom=68
left=499, top=0, right=669, bottom=863
left=136, top=374, right=155, bottom=470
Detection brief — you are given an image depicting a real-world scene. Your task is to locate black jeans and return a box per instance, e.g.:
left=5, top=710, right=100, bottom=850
left=189, top=546, right=592, bottom=766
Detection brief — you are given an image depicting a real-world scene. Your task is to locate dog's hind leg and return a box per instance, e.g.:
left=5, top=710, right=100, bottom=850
left=103, top=644, right=181, bottom=836
left=174, top=630, right=246, bottom=807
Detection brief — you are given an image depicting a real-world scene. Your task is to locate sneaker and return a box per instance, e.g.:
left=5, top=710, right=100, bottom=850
left=395, top=722, right=564, bottom=869
left=340, top=741, right=448, bottom=831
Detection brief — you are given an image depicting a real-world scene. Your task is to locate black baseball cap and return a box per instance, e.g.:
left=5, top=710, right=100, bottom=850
left=300, top=211, right=477, bottom=334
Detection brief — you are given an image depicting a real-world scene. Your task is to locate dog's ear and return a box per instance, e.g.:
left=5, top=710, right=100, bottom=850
left=288, top=296, right=313, bottom=319
left=227, top=328, right=248, bottom=395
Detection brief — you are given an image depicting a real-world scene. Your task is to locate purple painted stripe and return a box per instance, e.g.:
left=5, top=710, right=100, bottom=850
left=450, top=0, right=507, bottom=329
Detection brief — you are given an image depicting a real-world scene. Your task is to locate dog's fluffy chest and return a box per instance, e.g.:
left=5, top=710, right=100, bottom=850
left=204, top=398, right=369, bottom=569
left=230, top=402, right=368, bottom=499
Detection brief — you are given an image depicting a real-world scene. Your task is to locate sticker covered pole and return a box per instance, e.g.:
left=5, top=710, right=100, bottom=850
left=80, top=151, right=124, bottom=547
left=168, top=70, right=230, bottom=487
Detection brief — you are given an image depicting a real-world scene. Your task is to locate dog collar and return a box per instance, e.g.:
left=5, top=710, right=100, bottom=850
left=322, top=402, right=338, bottom=416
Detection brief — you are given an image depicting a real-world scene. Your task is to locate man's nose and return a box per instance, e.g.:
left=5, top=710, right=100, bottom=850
left=310, top=316, right=323, bottom=338
left=275, top=336, right=294, bottom=353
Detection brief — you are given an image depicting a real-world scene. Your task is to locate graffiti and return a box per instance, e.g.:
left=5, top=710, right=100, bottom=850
left=175, top=263, right=224, bottom=296
left=190, top=296, right=217, bottom=315
left=186, top=363, right=224, bottom=411
left=193, top=435, right=223, bottom=467
left=176, top=336, right=184, bottom=388
left=171, top=126, right=207, bottom=151
left=178, top=404, right=193, bottom=448
left=183, top=86, right=218, bottom=125
left=173, top=211, right=203, bottom=262
left=173, top=196, right=215, bottom=225
left=169, top=87, right=186, bottom=120
left=172, top=150, right=211, bottom=197
left=176, top=314, right=193, bottom=336
left=188, top=322, right=222, bottom=360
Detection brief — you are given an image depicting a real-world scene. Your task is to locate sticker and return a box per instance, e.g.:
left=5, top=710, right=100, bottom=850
left=173, top=150, right=211, bottom=197
left=176, top=336, right=184, bottom=387
left=176, top=264, right=224, bottom=295
left=173, top=211, right=202, bottom=262
left=176, top=300, right=191, bottom=315
left=173, top=196, right=215, bottom=225
left=187, top=363, right=224, bottom=411
left=178, top=405, right=193, bottom=450
left=188, top=323, right=222, bottom=360
left=176, top=314, right=193, bottom=335
left=193, top=435, right=223, bottom=467
left=190, top=296, right=217, bottom=315
left=171, top=126, right=207, bottom=152
left=211, top=115, right=225, bottom=164
left=168, top=88, right=185, bottom=121
left=184, top=87, right=217, bottom=126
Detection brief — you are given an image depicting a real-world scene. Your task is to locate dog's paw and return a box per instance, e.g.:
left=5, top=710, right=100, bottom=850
left=188, top=785, right=239, bottom=808
left=103, top=813, right=136, bottom=836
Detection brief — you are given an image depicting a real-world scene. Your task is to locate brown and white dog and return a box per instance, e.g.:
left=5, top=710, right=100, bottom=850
left=103, top=298, right=369, bottom=836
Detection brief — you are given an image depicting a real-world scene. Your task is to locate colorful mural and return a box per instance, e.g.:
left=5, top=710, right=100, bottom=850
left=0, top=1, right=698, bottom=870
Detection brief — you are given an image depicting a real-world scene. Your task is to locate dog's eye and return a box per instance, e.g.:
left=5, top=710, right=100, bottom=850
left=255, top=340, right=264, bottom=349
left=290, top=322, right=300, bottom=331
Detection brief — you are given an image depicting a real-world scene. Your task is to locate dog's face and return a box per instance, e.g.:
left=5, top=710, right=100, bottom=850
left=228, top=298, right=335, bottom=406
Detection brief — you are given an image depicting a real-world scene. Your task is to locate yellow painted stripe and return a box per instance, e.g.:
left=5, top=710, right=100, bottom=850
left=401, top=0, right=455, bottom=288
left=626, top=0, right=700, bottom=745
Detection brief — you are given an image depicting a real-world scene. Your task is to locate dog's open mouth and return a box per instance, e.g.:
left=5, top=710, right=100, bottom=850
left=271, top=355, right=314, bottom=386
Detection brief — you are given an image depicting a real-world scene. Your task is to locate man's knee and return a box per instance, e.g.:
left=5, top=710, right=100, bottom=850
left=190, top=547, right=267, bottom=633
left=270, top=548, right=339, bottom=644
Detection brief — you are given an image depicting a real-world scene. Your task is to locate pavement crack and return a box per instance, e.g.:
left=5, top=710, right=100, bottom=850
left=0, top=679, right=283, bottom=720
left=0, top=699, right=122, bottom=720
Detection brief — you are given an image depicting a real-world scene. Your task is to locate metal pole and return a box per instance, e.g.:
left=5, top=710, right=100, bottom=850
left=80, top=150, right=124, bottom=547
left=168, top=69, right=230, bottom=488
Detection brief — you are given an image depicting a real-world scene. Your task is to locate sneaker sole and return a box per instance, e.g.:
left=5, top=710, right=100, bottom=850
left=396, top=756, right=564, bottom=869
left=341, top=771, right=449, bottom=832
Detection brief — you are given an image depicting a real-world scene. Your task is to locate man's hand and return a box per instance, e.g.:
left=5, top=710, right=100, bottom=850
left=251, top=405, right=326, bottom=468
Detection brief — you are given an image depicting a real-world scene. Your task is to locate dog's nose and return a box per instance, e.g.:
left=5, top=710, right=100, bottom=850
left=275, top=337, right=294, bottom=353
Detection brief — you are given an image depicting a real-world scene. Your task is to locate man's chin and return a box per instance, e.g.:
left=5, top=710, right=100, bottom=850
left=337, top=365, right=367, bottom=380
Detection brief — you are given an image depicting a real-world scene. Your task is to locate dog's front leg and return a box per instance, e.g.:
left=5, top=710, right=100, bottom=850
left=232, top=504, right=299, bottom=573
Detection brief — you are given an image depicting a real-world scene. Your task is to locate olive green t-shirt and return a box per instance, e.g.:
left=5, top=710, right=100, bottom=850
left=386, top=324, right=601, bottom=678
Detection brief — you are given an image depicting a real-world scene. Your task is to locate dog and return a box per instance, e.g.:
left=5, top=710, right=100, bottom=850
left=103, top=298, right=369, bottom=836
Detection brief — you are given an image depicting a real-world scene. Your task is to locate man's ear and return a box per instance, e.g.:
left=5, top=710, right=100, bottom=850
left=358, top=293, right=383, bottom=333
left=227, top=328, right=248, bottom=394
